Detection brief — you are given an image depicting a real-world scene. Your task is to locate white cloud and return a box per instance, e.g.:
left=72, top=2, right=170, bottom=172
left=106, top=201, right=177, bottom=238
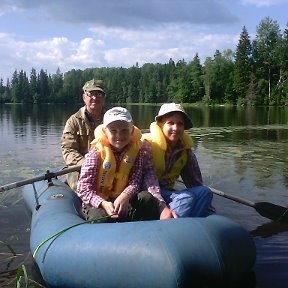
left=91, top=24, right=238, bottom=66
left=68, top=38, right=105, bottom=67
left=1, top=0, right=286, bottom=80
left=0, top=2, right=20, bottom=16
left=0, top=34, right=107, bottom=79
left=241, top=0, right=288, bottom=7
left=0, top=23, right=241, bottom=80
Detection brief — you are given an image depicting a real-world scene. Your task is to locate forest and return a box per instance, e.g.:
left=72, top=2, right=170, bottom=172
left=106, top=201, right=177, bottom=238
left=1, top=17, right=288, bottom=106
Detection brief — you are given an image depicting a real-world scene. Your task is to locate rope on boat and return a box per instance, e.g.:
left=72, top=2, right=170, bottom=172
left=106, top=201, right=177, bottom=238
left=32, top=183, right=41, bottom=211
left=33, top=214, right=113, bottom=258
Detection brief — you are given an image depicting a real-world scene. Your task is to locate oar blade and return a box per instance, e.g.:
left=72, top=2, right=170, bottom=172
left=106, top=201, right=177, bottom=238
left=255, top=202, right=288, bottom=222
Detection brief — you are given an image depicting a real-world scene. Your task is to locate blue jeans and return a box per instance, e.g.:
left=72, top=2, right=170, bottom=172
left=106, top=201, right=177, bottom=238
left=161, top=186, right=213, bottom=217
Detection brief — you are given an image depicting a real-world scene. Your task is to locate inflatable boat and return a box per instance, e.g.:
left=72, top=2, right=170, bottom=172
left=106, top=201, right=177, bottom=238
left=23, top=173, right=256, bottom=288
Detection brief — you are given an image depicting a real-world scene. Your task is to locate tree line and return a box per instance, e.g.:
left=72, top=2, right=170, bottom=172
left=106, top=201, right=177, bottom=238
left=1, top=17, right=288, bottom=106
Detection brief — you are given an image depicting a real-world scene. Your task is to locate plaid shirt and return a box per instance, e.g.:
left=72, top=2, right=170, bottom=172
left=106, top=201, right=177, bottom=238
left=77, top=140, right=164, bottom=208
left=159, top=141, right=203, bottom=189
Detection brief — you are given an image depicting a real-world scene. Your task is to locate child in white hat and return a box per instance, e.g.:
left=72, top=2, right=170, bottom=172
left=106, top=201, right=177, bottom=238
left=77, top=107, right=164, bottom=221
left=142, top=103, right=213, bottom=219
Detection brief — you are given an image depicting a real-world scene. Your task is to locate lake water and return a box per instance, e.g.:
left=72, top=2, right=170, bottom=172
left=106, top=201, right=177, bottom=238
left=0, top=103, right=288, bottom=287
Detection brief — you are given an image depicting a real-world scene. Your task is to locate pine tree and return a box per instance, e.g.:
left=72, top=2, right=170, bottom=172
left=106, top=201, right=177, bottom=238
left=234, top=26, right=252, bottom=100
left=188, top=53, right=204, bottom=102
left=253, top=17, right=282, bottom=104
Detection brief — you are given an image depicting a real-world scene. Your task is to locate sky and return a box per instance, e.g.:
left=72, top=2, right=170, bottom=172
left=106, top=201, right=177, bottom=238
left=0, top=0, right=288, bottom=81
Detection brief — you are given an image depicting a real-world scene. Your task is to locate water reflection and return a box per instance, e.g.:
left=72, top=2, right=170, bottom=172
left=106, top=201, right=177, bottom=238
left=251, top=221, right=288, bottom=238
left=1, top=104, right=288, bottom=287
left=189, top=127, right=288, bottom=197
left=183, top=105, right=288, bottom=127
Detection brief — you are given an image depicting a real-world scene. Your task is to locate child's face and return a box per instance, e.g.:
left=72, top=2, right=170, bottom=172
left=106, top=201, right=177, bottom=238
left=105, top=121, right=132, bottom=151
left=160, top=112, right=185, bottom=147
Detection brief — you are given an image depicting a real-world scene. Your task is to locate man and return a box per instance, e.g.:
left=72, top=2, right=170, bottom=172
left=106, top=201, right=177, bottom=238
left=60, top=79, right=106, bottom=190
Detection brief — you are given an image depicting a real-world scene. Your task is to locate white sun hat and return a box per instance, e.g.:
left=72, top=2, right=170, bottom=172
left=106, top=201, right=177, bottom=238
left=103, top=107, right=133, bottom=128
left=155, top=103, right=193, bottom=129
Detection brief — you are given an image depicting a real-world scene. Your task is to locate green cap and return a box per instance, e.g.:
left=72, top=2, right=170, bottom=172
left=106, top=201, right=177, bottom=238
left=83, top=79, right=105, bottom=94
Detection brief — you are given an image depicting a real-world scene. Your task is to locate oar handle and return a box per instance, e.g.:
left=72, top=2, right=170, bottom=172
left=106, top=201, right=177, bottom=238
left=53, top=165, right=82, bottom=177
left=209, top=187, right=256, bottom=208
left=0, top=165, right=82, bottom=193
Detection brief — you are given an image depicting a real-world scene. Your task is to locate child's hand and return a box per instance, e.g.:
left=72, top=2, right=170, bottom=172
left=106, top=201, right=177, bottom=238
left=113, top=193, right=129, bottom=218
left=101, top=201, right=119, bottom=219
left=160, top=205, right=178, bottom=220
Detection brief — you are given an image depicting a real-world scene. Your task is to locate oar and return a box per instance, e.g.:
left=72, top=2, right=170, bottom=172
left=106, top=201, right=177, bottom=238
left=0, top=165, right=82, bottom=193
left=209, top=187, right=288, bottom=222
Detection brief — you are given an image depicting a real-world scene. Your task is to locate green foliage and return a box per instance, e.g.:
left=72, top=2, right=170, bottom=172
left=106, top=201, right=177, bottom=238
left=234, top=26, right=252, bottom=100
left=236, top=97, right=247, bottom=106
left=16, top=264, right=29, bottom=288
left=253, top=17, right=282, bottom=105
left=1, top=17, right=288, bottom=106
left=189, top=54, right=205, bottom=102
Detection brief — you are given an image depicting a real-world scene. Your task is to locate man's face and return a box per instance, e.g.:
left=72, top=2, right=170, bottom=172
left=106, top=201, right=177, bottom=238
left=83, top=90, right=105, bottom=113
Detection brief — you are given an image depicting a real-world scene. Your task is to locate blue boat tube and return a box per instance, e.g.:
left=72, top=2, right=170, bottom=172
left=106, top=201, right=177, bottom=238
left=23, top=177, right=256, bottom=288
